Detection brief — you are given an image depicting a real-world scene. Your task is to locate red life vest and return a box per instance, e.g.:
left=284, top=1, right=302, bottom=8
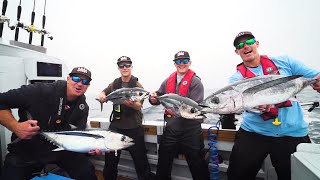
left=237, top=55, right=292, bottom=120
left=164, top=69, right=195, bottom=119
left=166, top=69, right=195, bottom=96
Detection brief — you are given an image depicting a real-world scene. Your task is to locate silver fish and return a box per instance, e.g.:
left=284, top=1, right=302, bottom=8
left=202, top=75, right=318, bottom=114
left=105, top=87, right=150, bottom=105
left=158, top=93, right=208, bottom=119
left=41, top=129, right=134, bottom=154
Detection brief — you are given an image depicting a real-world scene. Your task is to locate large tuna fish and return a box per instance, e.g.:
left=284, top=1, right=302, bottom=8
left=105, top=87, right=150, bottom=104
left=158, top=93, right=209, bottom=120
left=41, top=129, right=134, bottom=155
left=202, top=75, right=319, bottom=114
left=96, top=87, right=150, bottom=111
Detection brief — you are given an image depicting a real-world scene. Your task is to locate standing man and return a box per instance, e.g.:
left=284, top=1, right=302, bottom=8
left=149, top=51, right=209, bottom=180
left=98, top=56, right=155, bottom=180
left=227, top=31, right=320, bottom=180
left=0, top=67, right=97, bottom=180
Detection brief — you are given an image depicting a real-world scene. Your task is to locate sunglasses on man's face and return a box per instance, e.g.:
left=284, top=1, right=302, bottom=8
left=71, top=76, right=91, bottom=85
left=174, top=59, right=190, bottom=65
left=118, top=63, right=132, bottom=69
left=236, top=38, right=256, bottom=50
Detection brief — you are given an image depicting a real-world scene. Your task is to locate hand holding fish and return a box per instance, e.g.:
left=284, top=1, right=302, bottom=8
left=312, top=74, right=320, bottom=93
left=149, top=92, right=158, bottom=104
left=14, top=120, right=39, bottom=139
left=257, top=105, right=272, bottom=112
left=98, top=92, right=107, bottom=103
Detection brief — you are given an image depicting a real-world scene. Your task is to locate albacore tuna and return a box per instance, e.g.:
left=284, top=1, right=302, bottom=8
left=105, top=87, right=150, bottom=104
left=41, top=129, right=134, bottom=154
left=158, top=93, right=209, bottom=119
left=202, top=75, right=319, bottom=114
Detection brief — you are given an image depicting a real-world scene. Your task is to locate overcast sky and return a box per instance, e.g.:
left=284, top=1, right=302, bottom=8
left=2, top=0, right=320, bottom=96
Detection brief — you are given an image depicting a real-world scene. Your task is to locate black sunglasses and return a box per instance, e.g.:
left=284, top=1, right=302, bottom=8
left=118, top=63, right=132, bottom=69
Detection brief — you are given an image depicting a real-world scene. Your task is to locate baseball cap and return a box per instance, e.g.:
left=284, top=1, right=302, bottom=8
left=233, top=31, right=255, bottom=47
left=174, top=51, right=190, bottom=60
left=69, top=67, right=92, bottom=80
left=117, top=56, right=132, bottom=65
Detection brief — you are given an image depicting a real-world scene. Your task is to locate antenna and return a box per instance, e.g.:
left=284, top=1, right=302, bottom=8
left=41, top=0, right=46, bottom=46
left=28, top=0, right=36, bottom=44
left=14, top=0, right=22, bottom=41
left=0, top=0, right=8, bottom=37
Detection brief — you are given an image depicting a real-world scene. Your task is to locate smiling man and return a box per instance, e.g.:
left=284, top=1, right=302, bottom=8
left=149, top=51, right=209, bottom=180
left=98, top=56, right=155, bottom=180
left=227, top=31, right=320, bottom=180
left=0, top=67, right=97, bottom=180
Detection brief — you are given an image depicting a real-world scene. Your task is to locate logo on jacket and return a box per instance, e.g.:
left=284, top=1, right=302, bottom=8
left=182, top=80, right=188, bottom=85
left=65, top=105, right=70, bottom=110
left=79, top=104, right=85, bottom=110
left=58, top=97, right=63, bottom=115
left=266, top=67, right=274, bottom=73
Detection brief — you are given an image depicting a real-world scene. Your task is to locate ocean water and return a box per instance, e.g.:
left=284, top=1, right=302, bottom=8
left=86, top=87, right=320, bottom=142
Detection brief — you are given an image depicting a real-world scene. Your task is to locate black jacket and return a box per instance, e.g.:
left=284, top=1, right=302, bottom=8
left=0, top=80, right=89, bottom=155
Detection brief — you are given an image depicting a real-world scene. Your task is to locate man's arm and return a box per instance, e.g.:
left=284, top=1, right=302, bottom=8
left=0, top=109, right=39, bottom=139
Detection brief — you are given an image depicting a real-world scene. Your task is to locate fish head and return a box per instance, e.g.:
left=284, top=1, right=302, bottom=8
left=202, top=91, right=243, bottom=114
left=158, top=94, right=206, bottom=119
left=179, top=104, right=206, bottom=119
left=131, top=91, right=150, bottom=102
left=104, top=132, right=135, bottom=151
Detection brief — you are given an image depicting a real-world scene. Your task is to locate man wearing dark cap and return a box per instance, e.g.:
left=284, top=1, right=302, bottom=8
left=98, top=56, right=155, bottom=180
left=149, top=51, right=209, bottom=180
left=0, top=67, right=97, bottom=180
left=227, top=31, right=320, bottom=180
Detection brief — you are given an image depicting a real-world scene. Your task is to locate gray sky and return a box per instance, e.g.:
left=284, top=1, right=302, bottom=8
left=3, top=0, right=320, bottom=95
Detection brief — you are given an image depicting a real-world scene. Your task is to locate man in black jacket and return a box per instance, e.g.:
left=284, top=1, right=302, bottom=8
left=0, top=67, right=97, bottom=180
left=98, top=56, right=155, bottom=180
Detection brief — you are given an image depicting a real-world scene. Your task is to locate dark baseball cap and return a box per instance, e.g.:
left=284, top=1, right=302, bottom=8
left=69, top=67, right=92, bottom=80
left=233, top=31, right=255, bottom=47
left=174, top=51, right=190, bottom=60
left=117, top=56, right=132, bottom=65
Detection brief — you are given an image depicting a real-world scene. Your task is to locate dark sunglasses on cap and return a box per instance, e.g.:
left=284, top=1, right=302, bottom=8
left=236, top=38, right=256, bottom=49
left=118, top=63, right=132, bottom=69
left=174, top=59, right=190, bottom=65
left=71, top=76, right=91, bottom=85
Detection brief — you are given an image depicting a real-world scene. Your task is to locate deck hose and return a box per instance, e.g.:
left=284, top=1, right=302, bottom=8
left=207, top=120, right=221, bottom=180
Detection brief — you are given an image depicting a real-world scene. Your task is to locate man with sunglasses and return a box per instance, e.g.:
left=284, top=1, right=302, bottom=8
left=0, top=67, right=97, bottom=180
left=149, top=51, right=209, bottom=180
left=227, top=31, right=320, bottom=180
left=98, top=56, right=155, bottom=180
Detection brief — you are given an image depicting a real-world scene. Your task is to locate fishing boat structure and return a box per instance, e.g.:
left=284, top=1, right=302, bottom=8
left=0, top=2, right=319, bottom=179
left=0, top=38, right=277, bottom=180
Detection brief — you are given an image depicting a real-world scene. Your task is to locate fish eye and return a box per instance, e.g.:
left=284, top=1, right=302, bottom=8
left=211, top=97, right=219, bottom=104
left=139, top=92, right=143, bottom=96
left=190, top=107, right=196, bottom=113
left=121, top=135, right=126, bottom=142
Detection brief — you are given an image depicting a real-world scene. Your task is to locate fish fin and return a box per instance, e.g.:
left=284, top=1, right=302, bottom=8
left=95, top=98, right=104, bottom=111
left=52, top=147, right=65, bottom=151
left=68, top=124, right=78, bottom=129
left=243, top=75, right=303, bottom=94
left=288, top=97, right=300, bottom=102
